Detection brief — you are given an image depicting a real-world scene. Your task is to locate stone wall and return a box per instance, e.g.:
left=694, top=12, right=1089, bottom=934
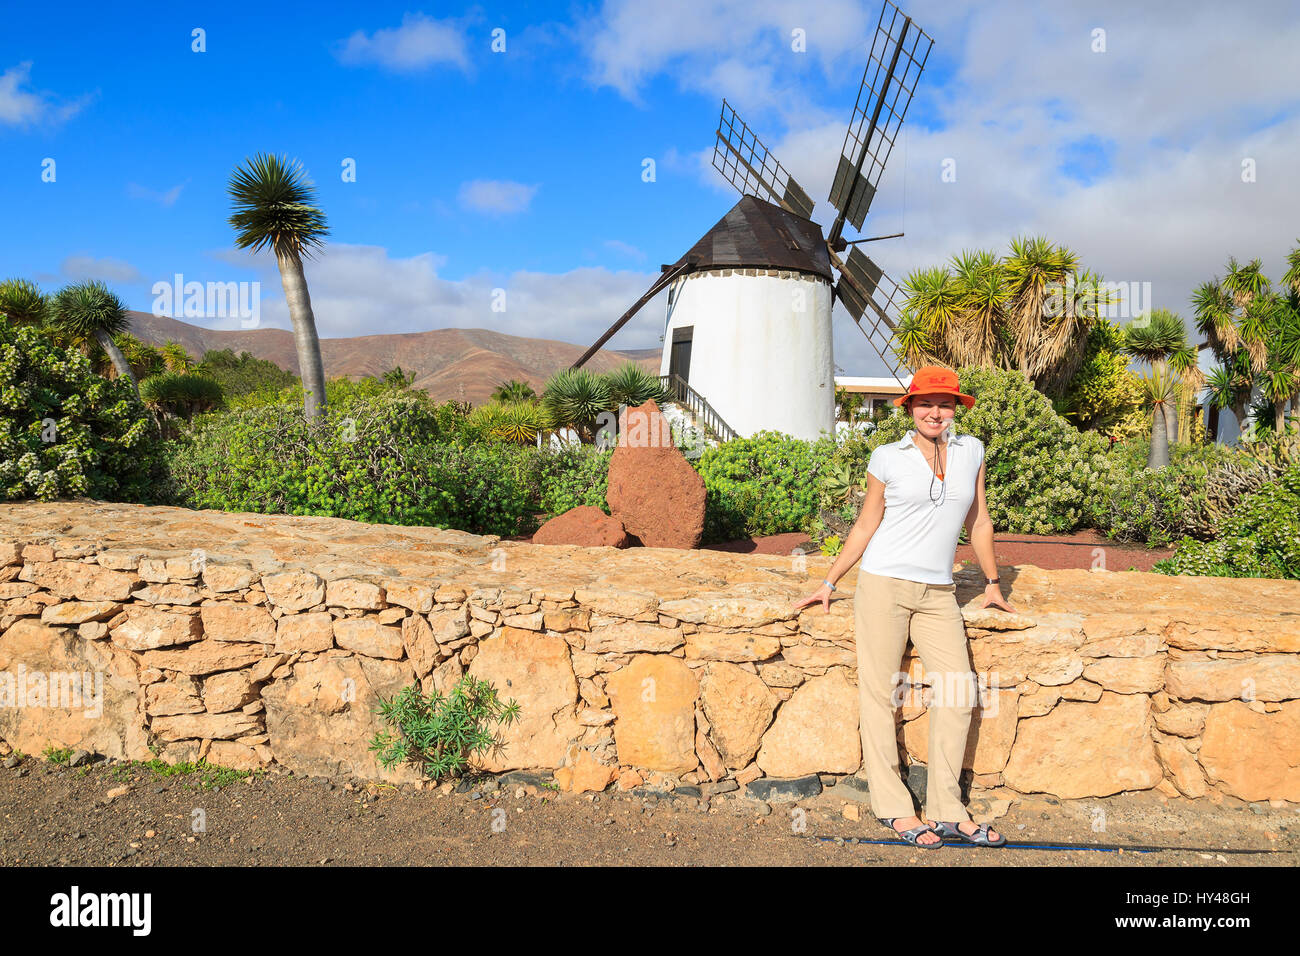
left=1, top=501, right=1298, bottom=803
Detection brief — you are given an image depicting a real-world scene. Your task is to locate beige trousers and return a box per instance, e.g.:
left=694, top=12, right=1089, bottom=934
left=853, top=568, right=976, bottom=823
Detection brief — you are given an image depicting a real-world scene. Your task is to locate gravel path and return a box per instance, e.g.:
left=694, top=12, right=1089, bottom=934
left=2, top=757, right=1293, bottom=867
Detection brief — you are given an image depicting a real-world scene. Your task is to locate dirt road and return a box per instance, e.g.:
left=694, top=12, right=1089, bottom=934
left=2, top=757, right=1293, bottom=867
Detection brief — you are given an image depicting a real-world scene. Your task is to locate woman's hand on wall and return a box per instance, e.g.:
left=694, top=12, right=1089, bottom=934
left=791, top=583, right=834, bottom=614
left=979, top=584, right=1017, bottom=613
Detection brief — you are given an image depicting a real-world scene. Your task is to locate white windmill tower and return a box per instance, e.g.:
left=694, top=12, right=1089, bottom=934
left=572, top=1, right=933, bottom=444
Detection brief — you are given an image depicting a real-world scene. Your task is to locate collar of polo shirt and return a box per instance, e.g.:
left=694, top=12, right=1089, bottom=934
left=901, top=427, right=966, bottom=449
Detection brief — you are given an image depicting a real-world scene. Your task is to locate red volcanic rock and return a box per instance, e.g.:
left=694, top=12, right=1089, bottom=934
left=605, top=400, right=706, bottom=550
left=532, top=505, right=630, bottom=548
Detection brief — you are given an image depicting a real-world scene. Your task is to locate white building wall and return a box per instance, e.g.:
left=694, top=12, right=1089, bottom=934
left=659, top=270, right=835, bottom=442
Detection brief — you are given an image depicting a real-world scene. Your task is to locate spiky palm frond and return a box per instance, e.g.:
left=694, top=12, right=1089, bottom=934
left=139, top=371, right=224, bottom=415
left=466, top=400, right=553, bottom=444
left=890, top=311, right=938, bottom=371
left=159, top=340, right=196, bottom=373
left=50, top=280, right=131, bottom=338
left=541, top=367, right=613, bottom=442
left=603, top=361, right=669, bottom=408
left=1224, top=256, right=1269, bottom=310
left=227, top=153, right=329, bottom=260
left=1283, top=243, right=1300, bottom=296
left=1191, top=279, right=1240, bottom=355
left=0, top=277, right=48, bottom=326
left=1123, top=308, right=1187, bottom=363
left=1237, top=292, right=1274, bottom=373
left=490, top=378, right=537, bottom=404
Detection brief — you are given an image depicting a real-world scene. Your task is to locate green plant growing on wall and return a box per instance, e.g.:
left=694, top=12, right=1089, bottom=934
left=368, top=675, right=521, bottom=781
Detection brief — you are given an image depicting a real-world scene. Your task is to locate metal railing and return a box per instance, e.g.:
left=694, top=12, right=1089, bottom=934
left=657, top=373, right=738, bottom=443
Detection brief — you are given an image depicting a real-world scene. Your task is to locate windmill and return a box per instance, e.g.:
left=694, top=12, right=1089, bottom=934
left=572, top=0, right=933, bottom=443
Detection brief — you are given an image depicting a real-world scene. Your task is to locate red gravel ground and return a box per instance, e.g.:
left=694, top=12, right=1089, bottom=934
left=703, top=529, right=1176, bottom=573
left=514, top=528, right=1175, bottom=572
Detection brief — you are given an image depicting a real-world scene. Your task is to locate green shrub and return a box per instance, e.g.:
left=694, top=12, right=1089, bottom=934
left=1088, top=440, right=1246, bottom=546
left=533, top=444, right=613, bottom=519
left=193, top=347, right=297, bottom=399
left=691, top=430, right=838, bottom=543
left=1057, top=317, right=1143, bottom=433
left=0, top=320, right=167, bottom=502
left=369, top=675, right=520, bottom=780
left=163, top=393, right=615, bottom=536
left=1154, top=462, right=1300, bottom=578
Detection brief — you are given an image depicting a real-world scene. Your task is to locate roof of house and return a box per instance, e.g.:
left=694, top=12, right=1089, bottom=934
left=835, top=374, right=912, bottom=394
left=665, top=195, right=833, bottom=281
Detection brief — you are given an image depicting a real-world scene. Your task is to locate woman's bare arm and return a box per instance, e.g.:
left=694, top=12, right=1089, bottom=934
left=792, top=473, right=886, bottom=611
left=962, top=460, right=1017, bottom=612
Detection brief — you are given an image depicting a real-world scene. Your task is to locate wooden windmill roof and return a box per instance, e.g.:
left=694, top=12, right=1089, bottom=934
left=666, top=195, right=833, bottom=281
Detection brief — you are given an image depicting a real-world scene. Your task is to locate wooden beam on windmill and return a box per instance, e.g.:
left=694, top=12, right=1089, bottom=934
left=712, top=99, right=816, bottom=220
left=827, top=1, right=933, bottom=250
left=570, top=258, right=695, bottom=370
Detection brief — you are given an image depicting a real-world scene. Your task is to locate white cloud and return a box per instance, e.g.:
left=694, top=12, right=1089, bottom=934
left=61, top=255, right=143, bottom=284
left=127, top=181, right=187, bottom=207
left=581, top=0, right=1300, bottom=378
left=336, top=14, right=472, bottom=72
left=580, top=0, right=873, bottom=119
left=458, top=179, right=539, bottom=215
left=0, top=62, right=91, bottom=128
left=208, top=243, right=665, bottom=348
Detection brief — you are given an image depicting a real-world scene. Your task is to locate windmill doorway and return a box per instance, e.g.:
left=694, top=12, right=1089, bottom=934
left=669, top=325, right=693, bottom=383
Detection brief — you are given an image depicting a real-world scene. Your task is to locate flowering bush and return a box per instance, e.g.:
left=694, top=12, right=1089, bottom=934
left=0, top=319, right=165, bottom=502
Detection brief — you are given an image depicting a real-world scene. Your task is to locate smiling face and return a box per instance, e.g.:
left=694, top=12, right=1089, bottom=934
left=907, top=392, right=956, bottom=440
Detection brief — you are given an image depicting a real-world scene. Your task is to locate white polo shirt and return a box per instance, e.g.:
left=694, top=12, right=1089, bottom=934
left=858, top=426, right=985, bottom=585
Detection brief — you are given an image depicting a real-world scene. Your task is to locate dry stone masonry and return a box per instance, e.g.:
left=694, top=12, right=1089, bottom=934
left=1, top=500, right=1297, bottom=803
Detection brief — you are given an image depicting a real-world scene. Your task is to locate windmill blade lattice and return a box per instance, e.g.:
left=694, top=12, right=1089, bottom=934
left=833, top=246, right=909, bottom=381
left=712, top=99, right=816, bottom=220
left=828, top=0, right=933, bottom=234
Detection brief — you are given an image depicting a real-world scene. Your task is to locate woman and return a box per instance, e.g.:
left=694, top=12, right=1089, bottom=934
left=793, top=365, right=1017, bottom=849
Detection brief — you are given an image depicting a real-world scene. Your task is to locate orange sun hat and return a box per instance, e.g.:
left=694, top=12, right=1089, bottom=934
left=892, top=365, right=976, bottom=408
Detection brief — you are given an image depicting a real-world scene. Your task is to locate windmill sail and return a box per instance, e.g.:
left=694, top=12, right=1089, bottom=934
left=828, top=0, right=933, bottom=239
left=833, top=246, right=909, bottom=381
left=712, top=99, right=815, bottom=220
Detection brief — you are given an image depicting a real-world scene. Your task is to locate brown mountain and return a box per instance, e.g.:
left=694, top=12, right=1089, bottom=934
left=123, top=312, right=663, bottom=405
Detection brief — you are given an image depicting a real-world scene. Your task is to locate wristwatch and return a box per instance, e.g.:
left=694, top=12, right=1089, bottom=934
left=822, top=578, right=837, bottom=592
left=985, top=576, right=1000, bottom=586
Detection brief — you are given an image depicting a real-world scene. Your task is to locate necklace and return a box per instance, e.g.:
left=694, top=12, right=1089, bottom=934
left=913, top=430, right=947, bottom=504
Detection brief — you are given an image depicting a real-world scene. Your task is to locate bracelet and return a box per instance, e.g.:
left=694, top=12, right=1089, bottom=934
left=822, top=578, right=837, bottom=592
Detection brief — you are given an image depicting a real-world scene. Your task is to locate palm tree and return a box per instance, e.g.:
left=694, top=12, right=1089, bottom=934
left=49, top=280, right=141, bottom=399
left=0, top=278, right=48, bottom=326
left=1123, top=309, right=1204, bottom=466
left=491, top=379, right=537, bottom=403
left=541, top=368, right=612, bottom=444
left=1193, top=248, right=1300, bottom=439
left=603, top=361, right=669, bottom=409
left=140, top=372, right=224, bottom=439
left=895, top=235, right=1105, bottom=398
left=228, top=153, right=330, bottom=422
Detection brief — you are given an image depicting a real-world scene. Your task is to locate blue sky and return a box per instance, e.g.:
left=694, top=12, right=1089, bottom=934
left=3, top=0, right=1299, bottom=380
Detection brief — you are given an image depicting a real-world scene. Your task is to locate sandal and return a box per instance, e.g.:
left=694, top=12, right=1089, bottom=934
left=878, top=817, right=944, bottom=849
left=931, top=819, right=1006, bottom=847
